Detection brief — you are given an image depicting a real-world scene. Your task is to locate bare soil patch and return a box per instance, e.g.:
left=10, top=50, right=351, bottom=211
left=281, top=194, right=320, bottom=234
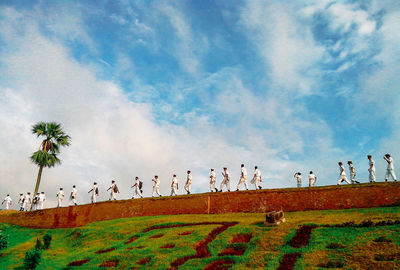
left=99, top=259, right=119, bottom=267
left=137, top=257, right=151, bottom=265
left=231, top=233, right=252, bottom=244
left=277, top=252, right=301, bottom=270
left=95, top=247, right=115, bottom=254
left=203, top=259, right=235, bottom=270
left=161, top=243, right=175, bottom=249
left=67, top=259, right=90, bottom=266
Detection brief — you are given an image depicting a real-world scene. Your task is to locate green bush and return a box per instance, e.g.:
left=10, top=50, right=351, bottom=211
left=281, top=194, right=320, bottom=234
left=43, top=233, right=52, bottom=249
left=0, top=232, right=7, bottom=250
left=23, top=248, right=41, bottom=269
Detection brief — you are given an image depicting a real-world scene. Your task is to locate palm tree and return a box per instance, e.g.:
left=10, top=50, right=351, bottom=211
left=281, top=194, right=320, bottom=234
left=30, top=122, right=71, bottom=210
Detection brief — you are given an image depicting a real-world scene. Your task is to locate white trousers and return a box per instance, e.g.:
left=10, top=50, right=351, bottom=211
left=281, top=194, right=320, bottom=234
left=338, top=175, right=350, bottom=185
left=57, top=198, right=63, bottom=207
left=254, top=177, right=261, bottom=189
left=38, top=201, right=44, bottom=210
left=5, top=202, right=11, bottom=210
left=110, top=191, right=116, bottom=200
left=210, top=180, right=216, bottom=191
left=369, top=170, right=376, bottom=182
left=133, top=187, right=143, bottom=198
left=152, top=185, right=161, bottom=197
left=237, top=177, right=248, bottom=190
left=220, top=178, right=230, bottom=191
left=184, top=183, right=191, bottom=193
left=71, top=197, right=77, bottom=205
left=91, top=193, right=97, bottom=203
left=23, top=202, right=30, bottom=211
left=350, top=173, right=356, bottom=183
left=309, top=179, right=316, bottom=187
left=385, top=169, right=397, bottom=181
left=171, top=185, right=178, bottom=196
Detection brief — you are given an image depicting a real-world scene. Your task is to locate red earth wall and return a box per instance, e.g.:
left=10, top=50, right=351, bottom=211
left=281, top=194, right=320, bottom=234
left=0, top=182, right=399, bottom=229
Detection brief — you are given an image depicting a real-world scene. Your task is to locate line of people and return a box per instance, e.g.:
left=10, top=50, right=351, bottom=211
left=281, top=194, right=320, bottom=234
left=293, top=154, right=397, bottom=187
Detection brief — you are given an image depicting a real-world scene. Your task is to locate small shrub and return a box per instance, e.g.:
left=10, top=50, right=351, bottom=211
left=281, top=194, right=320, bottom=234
left=23, top=248, right=41, bottom=269
left=0, top=232, right=7, bottom=250
left=373, top=236, right=391, bottom=243
left=325, top=261, right=344, bottom=268
left=326, top=242, right=345, bottom=249
left=43, top=233, right=52, bottom=249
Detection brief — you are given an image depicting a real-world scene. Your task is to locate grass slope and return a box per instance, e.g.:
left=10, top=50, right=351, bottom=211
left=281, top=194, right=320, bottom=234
left=0, top=207, right=399, bottom=269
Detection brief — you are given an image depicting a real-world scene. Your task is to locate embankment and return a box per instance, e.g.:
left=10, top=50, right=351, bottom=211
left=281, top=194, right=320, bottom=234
left=0, top=182, right=399, bottom=228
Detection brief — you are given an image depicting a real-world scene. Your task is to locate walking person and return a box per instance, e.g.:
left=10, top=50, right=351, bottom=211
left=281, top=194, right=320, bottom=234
left=294, top=172, right=302, bottom=187
left=251, top=166, right=262, bottom=190
left=88, top=182, right=99, bottom=203
left=220, top=167, right=230, bottom=192
left=2, top=194, right=12, bottom=210
left=171, top=174, right=179, bottom=196
left=152, top=175, right=162, bottom=197
left=32, top=193, right=40, bottom=210
left=236, top=164, right=249, bottom=191
left=107, top=180, right=119, bottom=200
left=337, top=162, right=351, bottom=185
left=131, top=177, right=143, bottom=198
left=184, top=170, right=192, bottom=194
left=38, top=192, right=46, bottom=210
left=347, top=161, right=359, bottom=184
left=70, top=185, right=78, bottom=206
left=368, top=155, right=376, bottom=183
left=57, top=188, right=65, bottom=207
left=210, top=168, right=217, bottom=192
left=23, top=192, right=31, bottom=211
left=18, top=193, right=24, bottom=211
left=384, top=154, right=397, bottom=182
left=309, top=171, right=317, bottom=187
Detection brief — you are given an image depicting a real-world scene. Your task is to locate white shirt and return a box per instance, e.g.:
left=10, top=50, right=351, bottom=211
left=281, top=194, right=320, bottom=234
left=154, top=178, right=160, bottom=187
left=71, top=188, right=77, bottom=197
left=222, top=170, right=229, bottom=179
left=172, top=177, right=178, bottom=186
left=24, top=194, right=31, bottom=203
left=369, top=159, right=376, bottom=172
left=309, top=174, right=316, bottom=181
left=39, top=193, right=46, bottom=202
left=349, top=164, right=355, bottom=174
left=4, top=196, right=12, bottom=204
left=241, top=167, right=247, bottom=178
left=187, top=173, right=192, bottom=182
left=294, top=173, right=302, bottom=182
left=109, top=183, right=116, bottom=192
left=210, top=171, right=216, bottom=179
left=386, top=157, right=394, bottom=170
left=57, top=190, right=64, bottom=198
left=254, top=169, right=261, bottom=178
left=92, top=184, right=98, bottom=194
left=339, top=165, right=346, bottom=176
left=135, top=179, right=140, bottom=187
left=19, top=195, right=24, bottom=204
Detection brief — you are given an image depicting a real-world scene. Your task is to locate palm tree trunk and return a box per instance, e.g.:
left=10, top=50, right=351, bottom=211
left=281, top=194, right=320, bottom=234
left=31, top=165, right=43, bottom=211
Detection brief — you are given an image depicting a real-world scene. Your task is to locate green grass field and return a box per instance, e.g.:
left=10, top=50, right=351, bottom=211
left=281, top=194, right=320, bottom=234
left=0, top=206, right=399, bottom=269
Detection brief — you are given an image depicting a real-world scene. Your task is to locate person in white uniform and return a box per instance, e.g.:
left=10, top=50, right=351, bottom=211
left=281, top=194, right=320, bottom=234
left=294, top=172, right=302, bottom=188
left=131, top=177, right=143, bottom=198
left=38, top=192, right=46, bottom=210
left=220, top=167, right=230, bottom=192
left=368, top=155, right=376, bottom=183
left=210, top=169, right=217, bottom=192
left=70, top=185, right=78, bottom=206
left=309, top=171, right=317, bottom=187
left=57, top=188, right=65, bottom=207
left=347, top=161, right=359, bottom=184
left=337, top=162, right=351, bottom=185
left=171, top=174, right=179, bottom=196
left=18, top=194, right=24, bottom=211
left=32, top=193, right=40, bottom=210
left=384, top=154, right=397, bottom=182
left=236, top=164, right=249, bottom=191
left=184, top=170, right=192, bottom=195
left=88, top=182, right=99, bottom=203
left=23, top=192, right=31, bottom=211
left=152, top=175, right=162, bottom=197
left=107, top=180, right=119, bottom=200
left=251, top=166, right=262, bottom=190
left=2, top=194, right=12, bottom=210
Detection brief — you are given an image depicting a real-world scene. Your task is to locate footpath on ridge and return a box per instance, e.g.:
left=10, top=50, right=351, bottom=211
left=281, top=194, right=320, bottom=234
left=0, top=182, right=399, bottom=229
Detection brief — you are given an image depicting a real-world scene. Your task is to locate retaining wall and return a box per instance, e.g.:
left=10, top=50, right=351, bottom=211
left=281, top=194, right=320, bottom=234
left=0, top=182, right=399, bottom=229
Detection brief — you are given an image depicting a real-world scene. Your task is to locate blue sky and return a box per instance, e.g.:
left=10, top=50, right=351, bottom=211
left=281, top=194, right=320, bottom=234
left=0, top=0, right=399, bottom=206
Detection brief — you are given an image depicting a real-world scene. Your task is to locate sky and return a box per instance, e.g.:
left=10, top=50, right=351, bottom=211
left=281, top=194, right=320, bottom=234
left=0, top=0, right=399, bottom=208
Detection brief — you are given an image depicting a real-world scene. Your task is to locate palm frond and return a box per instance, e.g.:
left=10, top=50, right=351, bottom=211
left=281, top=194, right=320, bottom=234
left=30, top=150, right=61, bottom=168
left=31, top=122, right=47, bottom=137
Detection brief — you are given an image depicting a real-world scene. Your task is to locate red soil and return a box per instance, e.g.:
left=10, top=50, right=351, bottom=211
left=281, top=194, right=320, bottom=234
left=179, top=231, right=194, bottom=235
left=127, top=247, right=133, bottom=250
left=137, top=257, right=151, bottom=265
left=99, top=259, right=119, bottom=267
left=125, top=236, right=138, bottom=245
left=169, top=222, right=238, bottom=270
left=203, top=259, right=235, bottom=270
left=136, top=245, right=145, bottom=249
left=218, top=245, right=246, bottom=256
left=95, top=247, right=116, bottom=254
left=150, top=233, right=164, bottom=239
left=67, top=259, right=90, bottom=266
left=277, top=252, right=301, bottom=270
left=289, top=225, right=318, bottom=248
left=161, top=243, right=175, bottom=249
left=231, top=233, right=252, bottom=243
